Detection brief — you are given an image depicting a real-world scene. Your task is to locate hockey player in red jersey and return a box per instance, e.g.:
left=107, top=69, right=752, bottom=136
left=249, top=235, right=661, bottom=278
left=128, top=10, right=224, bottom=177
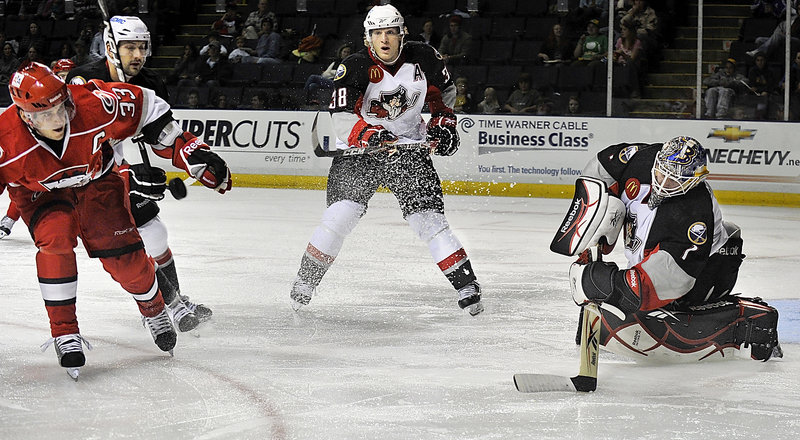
left=557, top=136, right=781, bottom=361
left=289, top=5, right=483, bottom=315
left=0, top=62, right=231, bottom=378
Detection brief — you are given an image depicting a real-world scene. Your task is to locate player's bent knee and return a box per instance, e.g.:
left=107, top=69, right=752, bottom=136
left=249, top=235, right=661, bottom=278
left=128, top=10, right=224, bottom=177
left=320, top=200, right=365, bottom=237
left=137, top=216, right=169, bottom=257
left=407, top=211, right=449, bottom=243
left=101, top=250, right=157, bottom=296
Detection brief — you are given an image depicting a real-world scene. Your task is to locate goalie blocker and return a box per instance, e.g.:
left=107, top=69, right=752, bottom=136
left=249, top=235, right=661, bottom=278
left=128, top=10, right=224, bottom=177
left=551, top=177, right=625, bottom=257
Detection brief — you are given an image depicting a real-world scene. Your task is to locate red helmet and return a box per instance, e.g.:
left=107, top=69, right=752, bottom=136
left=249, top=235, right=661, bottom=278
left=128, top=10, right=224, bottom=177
left=9, top=62, right=69, bottom=113
left=53, top=58, right=77, bottom=74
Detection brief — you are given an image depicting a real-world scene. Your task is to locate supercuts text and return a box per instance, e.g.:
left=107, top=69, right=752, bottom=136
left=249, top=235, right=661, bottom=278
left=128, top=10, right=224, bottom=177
left=178, top=119, right=301, bottom=149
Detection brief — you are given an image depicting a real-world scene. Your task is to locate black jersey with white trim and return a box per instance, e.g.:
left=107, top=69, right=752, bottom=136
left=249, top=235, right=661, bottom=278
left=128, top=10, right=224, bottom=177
left=329, top=41, right=454, bottom=148
left=589, top=142, right=727, bottom=310
left=66, top=58, right=170, bottom=101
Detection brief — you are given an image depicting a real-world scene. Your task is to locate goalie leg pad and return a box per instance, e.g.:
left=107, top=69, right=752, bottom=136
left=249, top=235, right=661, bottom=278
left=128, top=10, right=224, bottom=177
left=598, top=296, right=781, bottom=362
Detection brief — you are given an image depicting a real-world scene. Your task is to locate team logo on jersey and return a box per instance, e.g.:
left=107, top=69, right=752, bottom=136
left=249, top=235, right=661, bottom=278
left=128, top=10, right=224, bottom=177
left=687, top=222, right=707, bottom=245
left=39, top=165, right=93, bottom=191
left=366, top=85, right=420, bottom=121
left=624, top=178, right=640, bottom=200
left=334, top=64, right=346, bottom=81
left=413, top=64, right=424, bottom=81
left=624, top=211, right=642, bottom=252
left=368, top=65, right=383, bottom=83
left=618, top=145, right=638, bottom=163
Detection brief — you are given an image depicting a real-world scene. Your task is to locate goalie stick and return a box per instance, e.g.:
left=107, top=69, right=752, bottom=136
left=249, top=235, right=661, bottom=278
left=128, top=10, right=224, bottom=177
left=97, top=0, right=188, bottom=199
left=310, top=112, right=432, bottom=158
left=513, top=247, right=603, bottom=393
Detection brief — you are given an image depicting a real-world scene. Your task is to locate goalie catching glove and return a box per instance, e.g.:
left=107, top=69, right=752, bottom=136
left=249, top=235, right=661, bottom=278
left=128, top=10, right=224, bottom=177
left=174, top=134, right=232, bottom=193
left=426, top=113, right=459, bottom=156
left=121, top=163, right=167, bottom=201
left=358, top=125, right=398, bottom=148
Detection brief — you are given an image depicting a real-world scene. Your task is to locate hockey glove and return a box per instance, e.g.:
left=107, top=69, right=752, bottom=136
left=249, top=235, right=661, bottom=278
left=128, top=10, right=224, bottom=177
left=570, top=261, right=641, bottom=314
left=123, top=163, right=167, bottom=201
left=426, top=113, right=459, bottom=156
left=175, top=134, right=232, bottom=193
left=358, top=125, right=398, bottom=149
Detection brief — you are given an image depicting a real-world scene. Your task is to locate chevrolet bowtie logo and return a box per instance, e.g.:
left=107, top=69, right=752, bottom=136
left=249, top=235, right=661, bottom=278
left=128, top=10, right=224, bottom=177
left=707, top=125, right=757, bottom=142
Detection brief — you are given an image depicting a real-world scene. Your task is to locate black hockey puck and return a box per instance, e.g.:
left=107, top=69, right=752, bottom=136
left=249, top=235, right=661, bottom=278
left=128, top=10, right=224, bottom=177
left=168, top=177, right=187, bottom=200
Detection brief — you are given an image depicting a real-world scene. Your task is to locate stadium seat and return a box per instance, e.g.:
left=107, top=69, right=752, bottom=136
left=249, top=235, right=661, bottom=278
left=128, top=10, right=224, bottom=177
left=226, top=63, right=263, bottom=86
left=486, top=65, right=522, bottom=88
left=511, top=40, right=543, bottom=65
left=480, top=40, right=514, bottom=64
left=558, top=64, right=595, bottom=92
left=261, top=63, right=294, bottom=86
left=740, top=17, right=778, bottom=43
left=292, top=63, right=325, bottom=87
left=482, top=0, right=518, bottom=16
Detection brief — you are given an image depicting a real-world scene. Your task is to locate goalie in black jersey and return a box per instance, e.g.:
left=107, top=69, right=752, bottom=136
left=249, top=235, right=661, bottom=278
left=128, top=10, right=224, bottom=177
left=66, top=16, right=213, bottom=332
left=289, top=5, right=483, bottom=315
left=553, top=136, right=781, bottom=361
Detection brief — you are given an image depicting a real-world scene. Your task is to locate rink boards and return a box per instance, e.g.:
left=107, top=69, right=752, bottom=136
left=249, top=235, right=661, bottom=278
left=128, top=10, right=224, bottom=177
left=124, top=110, right=800, bottom=207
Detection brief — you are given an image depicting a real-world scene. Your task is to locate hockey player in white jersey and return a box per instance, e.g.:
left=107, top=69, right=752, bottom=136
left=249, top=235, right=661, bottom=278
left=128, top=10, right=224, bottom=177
left=290, top=5, right=483, bottom=315
left=553, top=136, right=781, bottom=361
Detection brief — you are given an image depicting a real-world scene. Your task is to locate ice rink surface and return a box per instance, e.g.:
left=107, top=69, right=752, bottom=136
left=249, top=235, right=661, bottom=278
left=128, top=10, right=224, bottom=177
left=1, top=187, right=798, bottom=440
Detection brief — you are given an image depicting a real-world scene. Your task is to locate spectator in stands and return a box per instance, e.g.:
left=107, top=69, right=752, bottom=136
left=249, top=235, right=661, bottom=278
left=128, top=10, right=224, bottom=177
left=574, top=19, right=607, bottom=63
left=89, top=25, right=105, bottom=59
left=243, top=0, right=278, bottom=40
left=747, top=3, right=800, bottom=58
left=504, top=73, right=540, bottom=114
left=228, top=35, right=257, bottom=63
left=179, top=89, right=201, bottom=109
left=200, top=32, right=229, bottom=57
left=21, top=46, right=44, bottom=66
left=415, top=18, right=441, bottom=48
left=438, top=15, right=472, bottom=65
left=251, top=20, right=283, bottom=64
left=703, top=58, right=745, bottom=119
left=566, top=95, right=583, bottom=115
left=244, top=92, right=269, bottom=110
left=10, top=0, right=39, bottom=20
left=304, top=43, right=353, bottom=105
left=37, top=0, right=67, bottom=20
left=621, top=0, right=659, bottom=61
left=0, top=42, right=20, bottom=86
left=453, top=76, right=474, bottom=114
left=55, top=41, right=75, bottom=63
left=536, top=98, right=556, bottom=116
left=750, top=0, right=789, bottom=19
left=747, top=53, right=778, bottom=119
left=210, top=92, right=231, bottom=109
left=476, top=87, right=501, bottom=114
left=169, top=43, right=203, bottom=87
left=198, top=41, right=231, bottom=87
left=538, top=23, right=573, bottom=65
left=568, top=0, right=609, bottom=35
left=614, top=18, right=644, bottom=97
left=212, top=4, right=243, bottom=40
left=18, top=22, right=48, bottom=61
left=71, top=39, right=98, bottom=67
left=0, top=32, right=20, bottom=59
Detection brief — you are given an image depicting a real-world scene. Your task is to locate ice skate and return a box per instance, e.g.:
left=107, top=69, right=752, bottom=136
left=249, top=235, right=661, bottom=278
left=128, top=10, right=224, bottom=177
left=167, top=298, right=200, bottom=332
left=180, top=294, right=213, bottom=322
left=142, top=309, right=177, bottom=354
left=0, top=215, right=15, bottom=239
left=41, top=333, right=92, bottom=381
left=290, top=277, right=316, bottom=311
left=457, top=281, right=484, bottom=316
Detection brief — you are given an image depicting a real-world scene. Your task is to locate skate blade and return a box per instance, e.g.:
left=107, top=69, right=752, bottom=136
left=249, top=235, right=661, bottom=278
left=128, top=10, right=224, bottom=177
left=66, top=367, right=80, bottom=381
left=466, top=302, right=485, bottom=316
left=290, top=299, right=306, bottom=312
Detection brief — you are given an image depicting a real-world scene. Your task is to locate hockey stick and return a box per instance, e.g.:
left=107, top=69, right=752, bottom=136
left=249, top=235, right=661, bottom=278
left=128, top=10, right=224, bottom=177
left=98, top=0, right=187, bottom=200
left=513, top=248, right=603, bottom=393
left=310, top=112, right=432, bottom=158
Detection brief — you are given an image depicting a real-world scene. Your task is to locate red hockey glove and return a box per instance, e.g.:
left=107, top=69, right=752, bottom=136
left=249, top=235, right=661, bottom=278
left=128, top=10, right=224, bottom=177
left=175, top=134, right=232, bottom=193
left=121, top=163, right=167, bottom=201
left=358, top=125, right=398, bottom=148
left=426, top=113, right=459, bottom=156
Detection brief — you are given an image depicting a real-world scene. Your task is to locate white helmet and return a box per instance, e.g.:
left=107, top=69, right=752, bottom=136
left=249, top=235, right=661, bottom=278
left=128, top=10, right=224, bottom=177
left=363, top=5, right=405, bottom=64
left=104, top=16, right=151, bottom=63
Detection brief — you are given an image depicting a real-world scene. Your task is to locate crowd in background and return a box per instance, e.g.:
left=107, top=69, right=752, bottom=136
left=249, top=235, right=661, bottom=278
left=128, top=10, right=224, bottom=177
left=1, top=0, right=799, bottom=119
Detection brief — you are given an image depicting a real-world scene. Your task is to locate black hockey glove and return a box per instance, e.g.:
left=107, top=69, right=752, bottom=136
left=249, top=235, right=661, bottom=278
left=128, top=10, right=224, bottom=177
left=175, top=134, right=232, bottom=194
left=570, top=261, right=641, bottom=314
left=427, top=113, right=459, bottom=156
left=358, top=125, right=398, bottom=148
left=124, top=163, right=167, bottom=201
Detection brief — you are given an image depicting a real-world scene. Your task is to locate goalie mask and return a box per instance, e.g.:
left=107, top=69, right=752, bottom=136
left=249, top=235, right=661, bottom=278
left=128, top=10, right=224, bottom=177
left=363, top=4, right=405, bottom=65
left=649, top=136, right=709, bottom=208
left=104, top=16, right=151, bottom=80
